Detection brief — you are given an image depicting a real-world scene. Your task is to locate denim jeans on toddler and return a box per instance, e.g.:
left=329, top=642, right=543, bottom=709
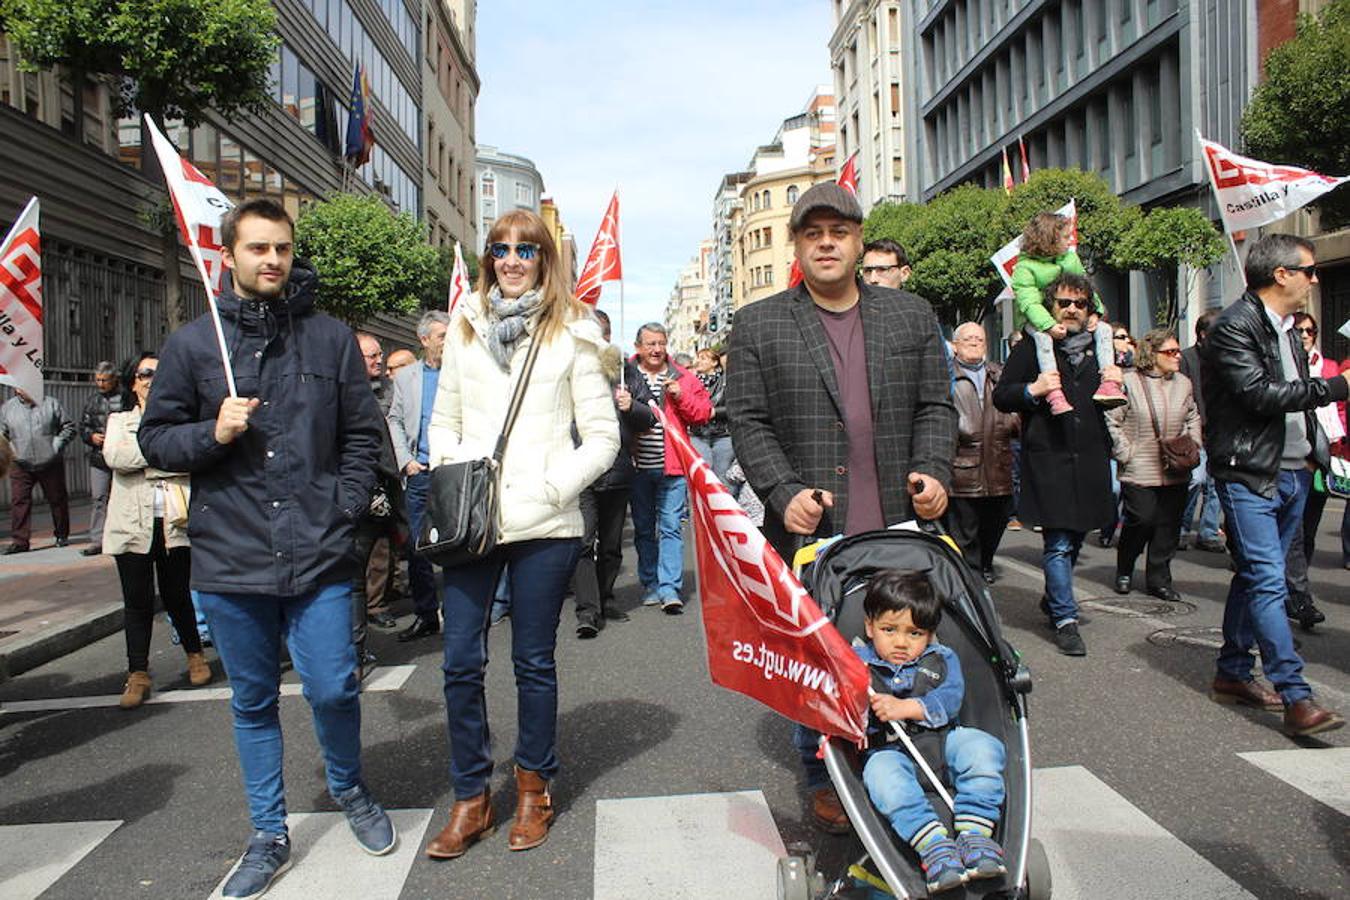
left=862, top=725, right=1006, bottom=844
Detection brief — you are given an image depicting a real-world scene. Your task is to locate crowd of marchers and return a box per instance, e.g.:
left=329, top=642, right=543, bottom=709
left=0, top=182, right=1346, bottom=899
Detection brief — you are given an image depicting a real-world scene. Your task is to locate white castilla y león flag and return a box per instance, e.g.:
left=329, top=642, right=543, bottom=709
left=1198, top=135, right=1350, bottom=232
left=0, top=196, right=44, bottom=402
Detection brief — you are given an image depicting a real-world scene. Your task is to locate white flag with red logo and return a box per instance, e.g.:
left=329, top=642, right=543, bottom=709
left=145, top=115, right=235, bottom=297
left=575, top=191, right=622, bottom=305
left=0, top=196, right=44, bottom=402
left=448, top=241, right=471, bottom=314
left=1198, top=135, right=1349, bottom=232
left=654, top=404, right=870, bottom=742
left=991, top=198, right=1078, bottom=295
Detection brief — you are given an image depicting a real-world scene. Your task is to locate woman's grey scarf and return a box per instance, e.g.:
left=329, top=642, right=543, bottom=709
left=485, top=287, right=544, bottom=370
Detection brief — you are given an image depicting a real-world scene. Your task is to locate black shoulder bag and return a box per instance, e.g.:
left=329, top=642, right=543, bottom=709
left=414, top=334, right=544, bottom=568
left=1138, top=374, right=1200, bottom=476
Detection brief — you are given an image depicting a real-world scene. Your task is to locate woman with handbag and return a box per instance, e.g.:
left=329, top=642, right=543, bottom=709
left=1105, top=329, right=1202, bottom=602
left=420, top=209, right=619, bottom=860
left=103, top=353, right=211, bottom=709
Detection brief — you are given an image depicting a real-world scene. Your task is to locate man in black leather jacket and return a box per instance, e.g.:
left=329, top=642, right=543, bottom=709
left=1200, top=233, right=1348, bottom=738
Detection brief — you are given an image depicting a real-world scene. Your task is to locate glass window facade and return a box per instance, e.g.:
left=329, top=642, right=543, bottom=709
left=306, top=0, right=419, bottom=144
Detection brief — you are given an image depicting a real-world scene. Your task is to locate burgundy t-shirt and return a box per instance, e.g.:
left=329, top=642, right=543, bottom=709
left=815, top=303, right=885, bottom=533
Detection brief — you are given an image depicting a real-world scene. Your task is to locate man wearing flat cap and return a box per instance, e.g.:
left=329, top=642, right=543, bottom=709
left=726, top=181, right=957, bottom=834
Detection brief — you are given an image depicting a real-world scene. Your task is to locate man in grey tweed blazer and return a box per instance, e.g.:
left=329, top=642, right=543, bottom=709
left=726, top=182, right=957, bottom=833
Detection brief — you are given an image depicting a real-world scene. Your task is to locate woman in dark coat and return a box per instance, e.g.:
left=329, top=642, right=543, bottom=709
left=994, top=273, right=1118, bottom=656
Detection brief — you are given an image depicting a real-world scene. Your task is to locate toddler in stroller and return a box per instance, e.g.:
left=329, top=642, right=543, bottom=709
left=856, top=569, right=1007, bottom=894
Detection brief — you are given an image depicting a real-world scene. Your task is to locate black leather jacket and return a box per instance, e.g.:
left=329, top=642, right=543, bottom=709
left=1200, top=292, right=1347, bottom=497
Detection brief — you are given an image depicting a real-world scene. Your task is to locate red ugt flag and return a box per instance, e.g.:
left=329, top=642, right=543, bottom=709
left=0, top=196, right=44, bottom=402
left=575, top=191, right=622, bottom=305
left=655, top=404, right=870, bottom=742
left=787, top=153, right=862, bottom=289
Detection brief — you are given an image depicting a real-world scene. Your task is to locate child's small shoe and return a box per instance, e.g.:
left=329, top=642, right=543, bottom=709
left=1093, top=378, right=1128, bottom=408
left=919, top=837, right=968, bottom=893
left=956, top=831, right=1007, bottom=881
left=1046, top=387, right=1074, bottom=415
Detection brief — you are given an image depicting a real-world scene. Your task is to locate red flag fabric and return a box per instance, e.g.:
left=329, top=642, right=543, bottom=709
left=575, top=191, right=622, bottom=305
left=0, top=196, right=44, bottom=402
left=655, top=403, right=870, bottom=742
left=787, top=153, right=863, bottom=288
left=1018, top=136, right=1031, bottom=183
left=1001, top=147, right=1015, bottom=195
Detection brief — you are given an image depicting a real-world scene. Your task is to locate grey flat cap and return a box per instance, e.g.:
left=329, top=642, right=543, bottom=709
left=788, top=182, right=863, bottom=232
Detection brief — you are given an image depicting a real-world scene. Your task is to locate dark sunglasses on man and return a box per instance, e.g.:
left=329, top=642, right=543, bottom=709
left=1054, top=296, right=1089, bottom=310
left=487, top=241, right=540, bottom=261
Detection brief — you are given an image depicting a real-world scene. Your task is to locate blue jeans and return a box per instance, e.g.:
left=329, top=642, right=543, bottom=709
left=440, top=538, right=581, bottom=798
left=1183, top=448, right=1222, bottom=542
left=1042, top=529, right=1085, bottom=626
left=196, top=584, right=362, bottom=834
left=630, top=469, right=687, bottom=600
left=689, top=434, right=735, bottom=487
left=405, top=469, right=438, bottom=618
left=863, top=727, right=1007, bottom=844
left=1214, top=471, right=1313, bottom=704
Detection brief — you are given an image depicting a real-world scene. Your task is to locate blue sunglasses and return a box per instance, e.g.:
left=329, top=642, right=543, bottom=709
left=488, top=241, right=540, bottom=261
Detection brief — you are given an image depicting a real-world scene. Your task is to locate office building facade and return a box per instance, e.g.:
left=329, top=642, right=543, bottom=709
left=830, top=0, right=910, bottom=208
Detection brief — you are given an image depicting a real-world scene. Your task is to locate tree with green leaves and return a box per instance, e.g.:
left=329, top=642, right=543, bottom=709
left=1240, top=0, right=1350, bottom=229
left=0, top=0, right=279, bottom=327
left=865, top=185, right=1009, bottom=325
left=1111, top=206, right=1227, bottom=328
left=296, top=193, right=443, bottom=326
left=1001, top=168, right=1139, bottom=275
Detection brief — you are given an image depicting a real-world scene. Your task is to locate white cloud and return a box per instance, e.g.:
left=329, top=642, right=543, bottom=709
left=476, top=1, right=833, bottom=331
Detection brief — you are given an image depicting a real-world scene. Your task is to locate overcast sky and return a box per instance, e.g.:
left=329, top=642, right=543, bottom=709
left=475, top=1, right=833, bottom=342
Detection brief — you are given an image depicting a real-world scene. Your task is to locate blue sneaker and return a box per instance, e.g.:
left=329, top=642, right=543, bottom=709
left=956, top=831, right=1007, bottom=881
left=222, top=831, right=291, bottom=899
left=334, top=783, right=396, bottom=855
left=918, top=837, right=968, bottom=894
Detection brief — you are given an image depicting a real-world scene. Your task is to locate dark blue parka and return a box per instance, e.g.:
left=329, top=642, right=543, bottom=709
left=138, top=260, right=384, bottom=596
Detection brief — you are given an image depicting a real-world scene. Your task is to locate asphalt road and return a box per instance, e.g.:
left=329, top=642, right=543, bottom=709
left=0, top=507, right=1346, bottom=900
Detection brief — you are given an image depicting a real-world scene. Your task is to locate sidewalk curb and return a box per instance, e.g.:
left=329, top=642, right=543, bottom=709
left=0, top=602, right=124, bottom=684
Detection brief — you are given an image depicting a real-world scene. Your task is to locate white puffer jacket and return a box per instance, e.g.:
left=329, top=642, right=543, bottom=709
left=427, top=297, right=620, bottom=543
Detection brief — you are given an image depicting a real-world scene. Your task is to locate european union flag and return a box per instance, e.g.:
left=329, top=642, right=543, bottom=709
left=344, top=63, right=373, bottom=166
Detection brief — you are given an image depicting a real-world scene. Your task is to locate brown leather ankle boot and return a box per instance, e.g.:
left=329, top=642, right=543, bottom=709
left=119, top=671, right=152, bottom=709
left=508, top=766, right=553, bottom=851
left=186, top=652, right=212, bottom=687
left=425, top=790, right=494, bottom=859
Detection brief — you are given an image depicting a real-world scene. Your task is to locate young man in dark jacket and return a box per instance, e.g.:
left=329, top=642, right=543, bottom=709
left=139, top=199, right=395, bottom=897
left=1200, top=233, right=1347, bottom=738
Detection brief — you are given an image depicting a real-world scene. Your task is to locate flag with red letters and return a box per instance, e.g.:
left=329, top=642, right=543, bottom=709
left=145, top=115, right=234, bottom=298
left=655, top=404, right=870, bottom=742
left=0, top=196, right=44, bottom=401
left=575, top=191, right=622, bottom=305
left=448, top=241, right=471, bottom=314
left=1198, top=135, right=1349, bottom=232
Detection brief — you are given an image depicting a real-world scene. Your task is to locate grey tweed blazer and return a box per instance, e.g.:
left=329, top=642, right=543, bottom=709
left=727, top=281, right=957, bottom=560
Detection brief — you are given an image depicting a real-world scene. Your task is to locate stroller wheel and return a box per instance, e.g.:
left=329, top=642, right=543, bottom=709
left=1024, top=837, right=1053, bottom=900
left=777, top=853, right=824, bottom=900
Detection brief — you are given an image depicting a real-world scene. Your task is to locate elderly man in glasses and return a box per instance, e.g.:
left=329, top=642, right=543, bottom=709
left=994, top=272, right=1121, bottom=656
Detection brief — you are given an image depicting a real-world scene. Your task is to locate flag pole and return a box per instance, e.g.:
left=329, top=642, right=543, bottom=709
left=616, top=184, right=625, bottom=341
left=1195, top=129, right=1247, bottom=289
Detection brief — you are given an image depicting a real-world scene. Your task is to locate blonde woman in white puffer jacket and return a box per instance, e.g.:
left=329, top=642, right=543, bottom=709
left=421, top=209, right=619, bottom=861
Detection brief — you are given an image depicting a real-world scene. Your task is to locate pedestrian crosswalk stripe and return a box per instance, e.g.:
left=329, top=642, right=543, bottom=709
left=593, top=790, right=785, bottom=900
left=1237, top=748, right=1350, bottom=817
left=0, top=665, right=417, bottom=714
left=1033, top=766, right=1257, bottom=899
left=0, top=819, right=121, bottom=900
left=206, top=809, right=433, bottom=899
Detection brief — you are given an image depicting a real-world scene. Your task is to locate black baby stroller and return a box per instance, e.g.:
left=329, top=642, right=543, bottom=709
left=777, top=528, right=1050, bottom=900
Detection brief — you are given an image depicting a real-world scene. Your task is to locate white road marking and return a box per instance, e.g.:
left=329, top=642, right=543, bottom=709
left=206, top=809, right=434, bottom=900
left=1238, top=748, right=1350, bottom=817
left=1033, top=766, right=1257, bottom=899
left=0, top=665, right=417, bottom=714
left=0, top=819, right=121, bottom=900
left=593, top=790, right=785, bottom=900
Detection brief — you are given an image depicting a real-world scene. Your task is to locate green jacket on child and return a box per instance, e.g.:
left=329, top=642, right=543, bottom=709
left=1010, top=249, right=1105, bottom=332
